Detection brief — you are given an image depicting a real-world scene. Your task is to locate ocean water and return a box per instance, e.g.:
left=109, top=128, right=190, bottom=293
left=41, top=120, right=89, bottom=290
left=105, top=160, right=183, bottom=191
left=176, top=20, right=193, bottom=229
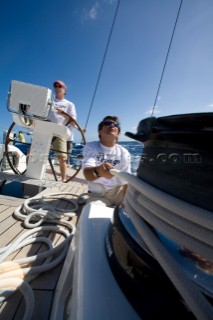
left=16, top=140, right=143, bottom=174
left=119, top=141, right=143, bottom=174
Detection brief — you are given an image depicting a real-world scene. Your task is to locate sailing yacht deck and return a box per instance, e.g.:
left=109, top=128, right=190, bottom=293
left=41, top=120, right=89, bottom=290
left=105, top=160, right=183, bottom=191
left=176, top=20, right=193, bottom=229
left=0, top=169, right=88, bottom=320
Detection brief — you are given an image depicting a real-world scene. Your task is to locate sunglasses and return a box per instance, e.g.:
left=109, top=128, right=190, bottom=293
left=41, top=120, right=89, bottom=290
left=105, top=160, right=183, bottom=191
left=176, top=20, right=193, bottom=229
left=102, top=121, right=120, bottom=127
left=54, top=85, right=63, bottom=88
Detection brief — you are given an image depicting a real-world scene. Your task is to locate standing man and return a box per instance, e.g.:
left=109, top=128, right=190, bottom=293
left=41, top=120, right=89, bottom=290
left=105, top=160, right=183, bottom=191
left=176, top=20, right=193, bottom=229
left=49, top=80, right=76, bottom=182
left=82, top=116, right=131, bottom=207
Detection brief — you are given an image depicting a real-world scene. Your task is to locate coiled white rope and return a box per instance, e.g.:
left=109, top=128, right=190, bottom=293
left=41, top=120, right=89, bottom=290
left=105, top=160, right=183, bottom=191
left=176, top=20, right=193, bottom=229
left=0, top=192, right=82, bottom=318
left=111, top=170, right=213, bottom=259
left=111, top=169, right=213, bottom=320
left=127, top=186, right=213, bottom=260
left=14, top=192, right=79, bottom=228
left=0, top=278, right=34, bottom=320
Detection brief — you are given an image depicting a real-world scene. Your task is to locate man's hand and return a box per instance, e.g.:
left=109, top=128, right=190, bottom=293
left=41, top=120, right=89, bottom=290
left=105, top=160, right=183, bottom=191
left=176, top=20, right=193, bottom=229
left=95, top=162, right=114, bottom=179
left=56, top=108, right=64, bottom=114
left=83, top=163, right=115, bottom=181
left=56, top=108, right=74, bottom=124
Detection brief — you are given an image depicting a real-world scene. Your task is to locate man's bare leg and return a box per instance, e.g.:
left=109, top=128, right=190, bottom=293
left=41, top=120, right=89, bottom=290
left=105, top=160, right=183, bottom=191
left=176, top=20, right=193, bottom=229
left=58, top=156, right=67, bottom=181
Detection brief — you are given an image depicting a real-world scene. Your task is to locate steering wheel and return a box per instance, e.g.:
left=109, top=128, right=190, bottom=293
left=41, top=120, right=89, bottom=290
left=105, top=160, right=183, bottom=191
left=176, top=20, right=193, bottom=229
left=4, top=113, right=86, bottom=183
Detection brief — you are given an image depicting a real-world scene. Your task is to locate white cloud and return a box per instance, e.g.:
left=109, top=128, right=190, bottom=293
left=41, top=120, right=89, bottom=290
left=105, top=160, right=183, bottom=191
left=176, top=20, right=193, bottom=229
left=145, top=106, right=160, bottom=116
left=81, top=0, right=115, bottom=22
left=82, top=2, right=100, bottom=22
left=206, top=103, right=213, bottom=109
left=89, top=2, right=100, bottom=20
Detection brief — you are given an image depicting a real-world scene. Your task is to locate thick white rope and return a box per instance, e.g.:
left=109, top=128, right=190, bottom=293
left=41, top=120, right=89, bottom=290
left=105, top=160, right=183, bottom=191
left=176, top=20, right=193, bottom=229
left=0, top=278, right=34, bottom=320
left=111, top=169, right=213, bottom=320
left=125, top=198, right=213, bottom=320
left=111, top=170, right=213, bottom=258
left=0, top=192, right=81, bottom=317
left=14, top=192, right=79, bottom=228
left=111, top=170, right=213, bottom=230
left=127, top=186, right=213, bottom=260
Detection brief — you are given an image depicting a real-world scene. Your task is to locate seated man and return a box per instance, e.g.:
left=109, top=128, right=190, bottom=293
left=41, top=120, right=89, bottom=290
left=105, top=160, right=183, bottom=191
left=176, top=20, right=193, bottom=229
left=82, top=116, right=131, bottom=207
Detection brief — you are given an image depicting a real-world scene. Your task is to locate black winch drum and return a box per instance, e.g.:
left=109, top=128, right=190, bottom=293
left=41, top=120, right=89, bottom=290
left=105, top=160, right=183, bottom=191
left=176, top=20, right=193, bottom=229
left=126, top=112, right=213, bottom=211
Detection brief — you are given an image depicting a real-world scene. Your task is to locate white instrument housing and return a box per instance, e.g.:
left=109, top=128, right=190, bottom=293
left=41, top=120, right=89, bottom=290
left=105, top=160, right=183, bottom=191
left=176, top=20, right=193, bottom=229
left=8, top=80, right=53, bottom=119
left=7, top=80, right=68, bottom=180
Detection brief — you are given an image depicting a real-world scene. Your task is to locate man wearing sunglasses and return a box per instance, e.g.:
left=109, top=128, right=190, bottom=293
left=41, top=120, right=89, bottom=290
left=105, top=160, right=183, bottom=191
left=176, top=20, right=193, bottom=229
left=82, top=116, right=131, bottom=207
left=49, top=80, right=76, bottom=181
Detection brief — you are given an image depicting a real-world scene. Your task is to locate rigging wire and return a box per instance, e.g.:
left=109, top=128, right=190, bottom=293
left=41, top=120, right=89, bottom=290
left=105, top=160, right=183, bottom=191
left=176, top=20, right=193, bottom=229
left=151, top=0, right=183, bottom=117
left=84, top=0, right=121, bottom=130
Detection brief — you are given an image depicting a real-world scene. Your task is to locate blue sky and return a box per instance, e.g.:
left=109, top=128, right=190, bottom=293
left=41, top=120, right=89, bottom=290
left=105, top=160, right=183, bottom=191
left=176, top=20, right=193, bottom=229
left=1, top=0, right=213, bottom=143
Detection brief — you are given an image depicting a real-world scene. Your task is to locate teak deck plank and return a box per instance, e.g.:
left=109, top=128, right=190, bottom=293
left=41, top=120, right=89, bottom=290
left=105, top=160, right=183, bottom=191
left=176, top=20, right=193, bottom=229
left=0, top=170, right=88, bottom=319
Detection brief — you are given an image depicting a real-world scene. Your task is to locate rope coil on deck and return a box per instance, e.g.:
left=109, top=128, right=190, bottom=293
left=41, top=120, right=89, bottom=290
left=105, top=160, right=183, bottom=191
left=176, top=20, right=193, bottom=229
left=14, top=192, right=79, bottom=228
left=0, top=192, right=82, bottom=320
left=111, top=169, right=213, bottom=320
